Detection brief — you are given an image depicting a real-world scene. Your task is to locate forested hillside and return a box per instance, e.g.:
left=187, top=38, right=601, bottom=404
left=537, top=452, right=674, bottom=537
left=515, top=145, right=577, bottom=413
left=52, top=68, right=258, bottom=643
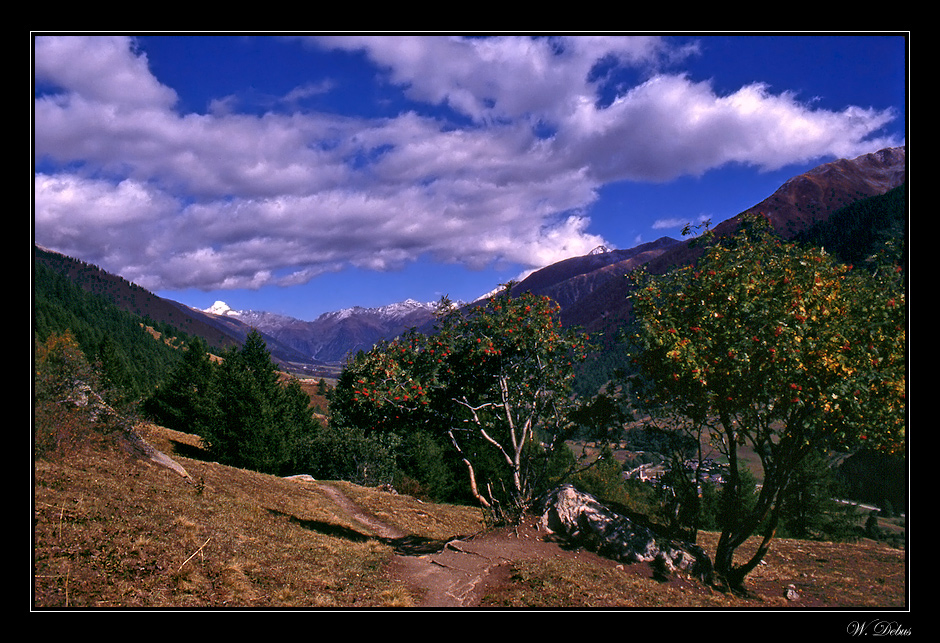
left=33, top=258, right=191, bottom=399
left=795, top=183, right=906, bottom=266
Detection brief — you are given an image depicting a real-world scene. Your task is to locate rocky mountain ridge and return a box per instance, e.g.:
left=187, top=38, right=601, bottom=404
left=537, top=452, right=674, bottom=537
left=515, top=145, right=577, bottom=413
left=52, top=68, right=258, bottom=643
left=641, top=147, right=907, bottom=280
left=553, top=146, right=906, bottom=334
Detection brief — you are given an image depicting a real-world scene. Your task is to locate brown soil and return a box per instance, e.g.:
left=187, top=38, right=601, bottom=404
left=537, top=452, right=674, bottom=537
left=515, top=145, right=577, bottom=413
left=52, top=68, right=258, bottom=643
left=314, top=481, right=561, bottom=608
left=384, top=520, right=590, bottom=608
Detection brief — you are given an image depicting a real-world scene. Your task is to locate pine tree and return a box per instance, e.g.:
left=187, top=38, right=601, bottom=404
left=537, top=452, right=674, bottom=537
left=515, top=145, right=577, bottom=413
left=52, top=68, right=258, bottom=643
left=143, top=336, right=215, bottom=435
left=198, top=330, right=317, bottom=475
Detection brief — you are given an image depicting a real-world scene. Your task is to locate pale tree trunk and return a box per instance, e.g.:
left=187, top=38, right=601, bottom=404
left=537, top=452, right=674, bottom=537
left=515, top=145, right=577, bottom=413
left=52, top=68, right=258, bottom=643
left=452, top=385, right=539, bottom=522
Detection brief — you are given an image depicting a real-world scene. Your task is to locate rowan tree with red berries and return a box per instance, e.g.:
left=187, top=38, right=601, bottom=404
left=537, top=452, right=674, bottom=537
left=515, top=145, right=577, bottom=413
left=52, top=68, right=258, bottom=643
left=628, top=214, right=905, bottom=592
left=330, top=287, right=592, bottom=523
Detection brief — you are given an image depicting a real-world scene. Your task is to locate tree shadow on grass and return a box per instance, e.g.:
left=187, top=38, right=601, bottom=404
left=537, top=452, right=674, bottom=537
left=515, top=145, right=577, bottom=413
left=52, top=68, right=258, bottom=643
left=268, top=508, right=373, bottom=542
left=266, top=508, right=469, bottom=555
left=384, top=534, right=473, bottom=556
left=169, top=438, right=212, bottom=462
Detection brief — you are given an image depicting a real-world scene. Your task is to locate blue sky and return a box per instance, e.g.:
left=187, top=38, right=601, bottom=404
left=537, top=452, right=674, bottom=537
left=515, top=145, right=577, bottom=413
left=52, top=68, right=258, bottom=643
left=33, top=34, right=907, bottom=321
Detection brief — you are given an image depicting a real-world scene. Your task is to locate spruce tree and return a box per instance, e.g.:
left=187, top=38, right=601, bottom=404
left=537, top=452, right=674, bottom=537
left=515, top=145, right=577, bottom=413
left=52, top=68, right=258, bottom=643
left=143, top=336, right=215, bottom=435
left=199, top=330, right=317, bottom=475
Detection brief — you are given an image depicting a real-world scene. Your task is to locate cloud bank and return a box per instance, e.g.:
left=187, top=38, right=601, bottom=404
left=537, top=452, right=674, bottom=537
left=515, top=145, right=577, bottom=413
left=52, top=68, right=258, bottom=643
left=33, top=35, right=902, bottom=293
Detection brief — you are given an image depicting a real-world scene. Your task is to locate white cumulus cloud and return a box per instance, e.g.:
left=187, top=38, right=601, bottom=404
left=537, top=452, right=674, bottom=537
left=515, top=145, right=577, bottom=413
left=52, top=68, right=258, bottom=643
left=33, top=35, right=902, bottom=293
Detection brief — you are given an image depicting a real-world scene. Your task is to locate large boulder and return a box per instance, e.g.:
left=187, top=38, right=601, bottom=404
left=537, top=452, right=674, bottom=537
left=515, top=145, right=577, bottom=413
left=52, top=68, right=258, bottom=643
left=539, top=484, right=713, bottom=582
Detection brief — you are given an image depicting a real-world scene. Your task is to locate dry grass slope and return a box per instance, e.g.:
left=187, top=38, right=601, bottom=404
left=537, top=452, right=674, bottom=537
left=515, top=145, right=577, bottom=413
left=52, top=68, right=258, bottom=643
left=33, top=423, right=482, bottom=608
left=32, top=422, right=907, bottom=610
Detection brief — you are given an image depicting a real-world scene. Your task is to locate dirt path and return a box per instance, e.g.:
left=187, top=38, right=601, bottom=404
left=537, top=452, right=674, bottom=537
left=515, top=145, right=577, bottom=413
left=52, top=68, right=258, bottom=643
left=315, top=483, right=577, bottom=608
left=316, top=483, right=406, bottom=540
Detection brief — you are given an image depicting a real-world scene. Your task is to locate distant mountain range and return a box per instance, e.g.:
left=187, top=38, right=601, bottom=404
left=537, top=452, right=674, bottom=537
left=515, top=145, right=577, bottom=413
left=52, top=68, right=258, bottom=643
left=203, top=298, right=446, bottom=365
left=33, top=147, right=905, bottom=374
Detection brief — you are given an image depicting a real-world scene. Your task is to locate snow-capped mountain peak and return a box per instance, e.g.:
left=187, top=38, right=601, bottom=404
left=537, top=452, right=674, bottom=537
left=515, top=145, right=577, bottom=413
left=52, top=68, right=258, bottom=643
left=197, top=297, right=449, bottom=363
left=318, top=298, right=442, bottom=322
left=204, top=300, right=235, bottom=316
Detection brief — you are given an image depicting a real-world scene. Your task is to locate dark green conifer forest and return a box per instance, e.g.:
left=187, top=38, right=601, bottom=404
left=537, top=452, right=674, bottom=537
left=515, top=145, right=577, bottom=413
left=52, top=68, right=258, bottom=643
left=33, top=258, right=188, bottom=400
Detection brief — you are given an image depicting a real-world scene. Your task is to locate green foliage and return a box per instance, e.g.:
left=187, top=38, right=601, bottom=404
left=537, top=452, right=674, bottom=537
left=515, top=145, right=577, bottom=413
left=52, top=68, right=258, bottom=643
left=142, top=336, right=215, bottom=434
left=572, top=341, right=635, bottom=398
left=774, top=449, right=857, bottom=541
left=567, top=445, right=635, bottom=509
left=145, top=330, right=319, bottom=476
left=394, top=429, right=462, bottom=502
left=34, top=329, right=97, bottom=403
left=568, top=393, right=630, bottom=441
left=200, top=331, right=319, bottom=475
left=330, top=288, right=593, bottom=523
left=628, top=213, right=906, bottom=591
left=695, top=467, right=760, bottom=532
left=305, top=423, right=400, bottom=487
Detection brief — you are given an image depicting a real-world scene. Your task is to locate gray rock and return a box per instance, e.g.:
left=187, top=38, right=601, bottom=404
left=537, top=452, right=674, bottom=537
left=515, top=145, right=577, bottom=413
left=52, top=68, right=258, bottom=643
left=539, top=484, right=713, bottom=583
